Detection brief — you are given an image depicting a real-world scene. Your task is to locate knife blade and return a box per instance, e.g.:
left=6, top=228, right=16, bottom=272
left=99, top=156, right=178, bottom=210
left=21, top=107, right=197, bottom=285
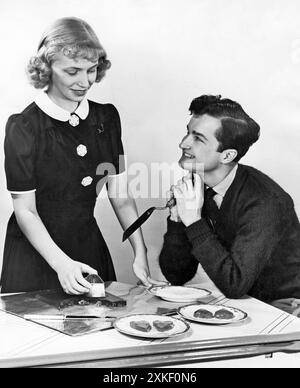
left=23, top=314, right=116, bottom=321
left=122, top=196, right=177, bottom=242
left=122, top=207, right=156, bottom=242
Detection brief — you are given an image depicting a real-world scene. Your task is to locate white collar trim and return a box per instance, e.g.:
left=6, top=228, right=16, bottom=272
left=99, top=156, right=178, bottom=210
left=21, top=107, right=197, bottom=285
left=34, top=91, right=89, bottom=121
left=213, top=164, right=238, bottom=198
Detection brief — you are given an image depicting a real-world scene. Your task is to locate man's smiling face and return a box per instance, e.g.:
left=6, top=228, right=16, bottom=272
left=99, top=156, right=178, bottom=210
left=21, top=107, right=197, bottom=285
left=179, top=114, right=223, bottom=173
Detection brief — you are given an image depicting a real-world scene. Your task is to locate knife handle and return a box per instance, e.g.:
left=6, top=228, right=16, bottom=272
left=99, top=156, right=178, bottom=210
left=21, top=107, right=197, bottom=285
left=166, top=196, right=176, bottom=209
left=166, top=174, right=195, bottom=209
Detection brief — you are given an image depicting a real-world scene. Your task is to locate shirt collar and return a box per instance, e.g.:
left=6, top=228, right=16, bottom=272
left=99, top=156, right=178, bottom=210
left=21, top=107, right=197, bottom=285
left=212, top=164, right=238, bottom=198
left=34, top=91, right=89, bottom=121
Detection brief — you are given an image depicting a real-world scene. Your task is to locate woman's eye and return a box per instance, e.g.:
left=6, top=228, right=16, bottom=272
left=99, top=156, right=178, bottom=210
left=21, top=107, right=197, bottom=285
left=66, top=71, right=77, bottom=76
left=88, top=68, right=97, bottom=74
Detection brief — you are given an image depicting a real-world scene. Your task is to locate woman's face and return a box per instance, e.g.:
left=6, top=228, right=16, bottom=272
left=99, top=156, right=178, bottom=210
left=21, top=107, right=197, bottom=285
left=48, top=52, right=98, bottom=105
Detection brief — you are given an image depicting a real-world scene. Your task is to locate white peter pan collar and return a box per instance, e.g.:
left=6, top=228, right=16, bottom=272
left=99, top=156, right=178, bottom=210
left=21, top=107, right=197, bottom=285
left=34, top=91, right=89, bottom=121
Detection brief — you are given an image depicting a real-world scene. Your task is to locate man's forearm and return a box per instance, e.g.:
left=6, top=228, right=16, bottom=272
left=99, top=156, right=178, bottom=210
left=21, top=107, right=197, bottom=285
left=185, top=213, right=281, bottom=299
left=159, top=218, right=198, bottom=285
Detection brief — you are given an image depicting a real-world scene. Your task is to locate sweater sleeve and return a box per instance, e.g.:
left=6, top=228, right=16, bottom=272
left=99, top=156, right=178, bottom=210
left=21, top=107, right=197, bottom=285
left=185, top=198, right=285, bottom=298
left=159, top=217, right=199, bottom=285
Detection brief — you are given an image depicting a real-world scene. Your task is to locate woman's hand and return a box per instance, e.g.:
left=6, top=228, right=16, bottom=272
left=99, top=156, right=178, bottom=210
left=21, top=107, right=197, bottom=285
left=133, top=253, right=169, bottom=288
left=107, top=175, right=169, bottom=288
left=54, top=256, right=98, bottom=295
left=11, top=192, right=98, bottom=295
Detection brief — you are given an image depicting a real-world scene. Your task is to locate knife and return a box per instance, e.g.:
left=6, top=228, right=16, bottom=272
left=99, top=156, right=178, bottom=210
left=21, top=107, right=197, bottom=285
left=122, top=174, right=199, bottom=242
left=122, top=197, right=176, bottom=242
left=23, top=314, right=116, bottom=321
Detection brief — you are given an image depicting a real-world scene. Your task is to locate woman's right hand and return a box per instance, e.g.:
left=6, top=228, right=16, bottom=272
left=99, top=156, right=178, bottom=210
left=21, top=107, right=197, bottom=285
left=11, top=192, right=98, bottom=295
left=54, top=256, right=98, bottom=295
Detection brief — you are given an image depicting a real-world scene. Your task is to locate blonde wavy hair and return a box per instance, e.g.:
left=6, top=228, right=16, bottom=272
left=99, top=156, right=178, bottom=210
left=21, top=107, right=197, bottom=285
left=27, top=17, right=111, bottom=89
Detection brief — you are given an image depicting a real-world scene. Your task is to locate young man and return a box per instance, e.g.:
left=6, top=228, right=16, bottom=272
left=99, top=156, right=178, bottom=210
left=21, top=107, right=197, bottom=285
left=159, top=95, right=300, bottom=311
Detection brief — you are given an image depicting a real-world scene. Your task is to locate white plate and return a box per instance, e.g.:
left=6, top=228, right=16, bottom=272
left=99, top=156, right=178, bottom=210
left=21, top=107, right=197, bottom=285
left=114, top=314, right=190, bottom=338
left=178, top=304, right=248, bottom=325
left=153, top=286, right=211, bottom=303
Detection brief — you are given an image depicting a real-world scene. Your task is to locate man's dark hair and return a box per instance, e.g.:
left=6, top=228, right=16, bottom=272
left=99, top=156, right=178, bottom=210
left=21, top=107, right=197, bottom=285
left=189, top=95, right=260, bottom=162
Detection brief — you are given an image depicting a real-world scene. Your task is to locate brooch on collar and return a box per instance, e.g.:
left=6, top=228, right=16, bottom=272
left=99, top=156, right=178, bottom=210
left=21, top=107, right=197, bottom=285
left=97, top=123, right=105, bottom=134
left=69, top=114, right=80, bottom=127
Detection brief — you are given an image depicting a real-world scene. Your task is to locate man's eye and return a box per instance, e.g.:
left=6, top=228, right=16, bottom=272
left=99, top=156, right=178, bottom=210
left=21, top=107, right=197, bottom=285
left=195, top=136, right=203, bottom=142
left=88, top=68, right=97, bottom=73
left=66, top=71, right=77, bottom=76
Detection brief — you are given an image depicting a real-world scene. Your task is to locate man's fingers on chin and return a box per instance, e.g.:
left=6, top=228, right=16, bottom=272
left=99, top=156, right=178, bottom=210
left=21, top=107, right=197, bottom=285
left=193, top=173, right=202, bottom=188
left=186, top=179, right=193, bottom=191
left=183, top=172, right=192, bottom=182
left=173, top=187, right=182, bottom=196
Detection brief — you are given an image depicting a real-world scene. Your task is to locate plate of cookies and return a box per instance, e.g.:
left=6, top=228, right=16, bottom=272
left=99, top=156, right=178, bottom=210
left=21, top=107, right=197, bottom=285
left=178, top=304, right=248, bottom=325
left=114, top=314, right=190, bottom=338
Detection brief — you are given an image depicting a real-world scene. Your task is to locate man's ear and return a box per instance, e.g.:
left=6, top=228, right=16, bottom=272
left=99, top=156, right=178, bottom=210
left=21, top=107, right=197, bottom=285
left=220, top=149, right=238, bottom=164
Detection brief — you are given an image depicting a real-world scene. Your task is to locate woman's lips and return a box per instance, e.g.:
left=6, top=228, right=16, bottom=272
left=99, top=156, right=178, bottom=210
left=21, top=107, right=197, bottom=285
left=71, top=89, right=87, bottom=96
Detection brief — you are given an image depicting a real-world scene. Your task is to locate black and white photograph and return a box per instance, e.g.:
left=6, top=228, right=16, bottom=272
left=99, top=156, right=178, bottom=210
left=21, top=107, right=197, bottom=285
left=0, top=0, right=300, bottom=370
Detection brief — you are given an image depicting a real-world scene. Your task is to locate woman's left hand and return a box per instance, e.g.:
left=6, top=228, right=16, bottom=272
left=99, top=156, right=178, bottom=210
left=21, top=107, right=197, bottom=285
left=133, top=253, right=169, bottom=287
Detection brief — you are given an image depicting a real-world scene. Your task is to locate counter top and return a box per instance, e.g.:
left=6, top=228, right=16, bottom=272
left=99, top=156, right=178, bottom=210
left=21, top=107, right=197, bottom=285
left=1, top=280, right=300, bottom=368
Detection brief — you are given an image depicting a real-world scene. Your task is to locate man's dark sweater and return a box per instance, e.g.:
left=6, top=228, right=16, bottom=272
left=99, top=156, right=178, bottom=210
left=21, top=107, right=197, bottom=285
left=159, top=164, right=300, bottom=303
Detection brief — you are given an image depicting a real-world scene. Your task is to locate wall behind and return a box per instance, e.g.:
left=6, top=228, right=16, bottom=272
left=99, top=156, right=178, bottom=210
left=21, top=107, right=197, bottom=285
left=0, top=0, right=299, bottom=285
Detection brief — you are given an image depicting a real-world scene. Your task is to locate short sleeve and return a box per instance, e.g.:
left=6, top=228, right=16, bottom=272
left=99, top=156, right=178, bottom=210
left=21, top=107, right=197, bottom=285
left=107, top=104, right=126, bottom=176
left=4, top=114, right=37, bottom=192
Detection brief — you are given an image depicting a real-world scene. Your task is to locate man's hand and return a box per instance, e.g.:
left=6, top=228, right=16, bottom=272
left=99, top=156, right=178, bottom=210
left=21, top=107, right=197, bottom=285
left=54, top=256, right=98, bottom=295
left=167, top=186, right=181, bottom=222
left=173, top=172, right=204, bottom=226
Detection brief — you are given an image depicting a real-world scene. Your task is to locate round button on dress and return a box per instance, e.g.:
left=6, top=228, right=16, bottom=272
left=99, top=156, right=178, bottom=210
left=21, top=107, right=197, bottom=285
left=81, top=176, right=93, bottom=187
left=69, top=114, right=80, bottom=127
left=77, top=144, right=87, bottom=157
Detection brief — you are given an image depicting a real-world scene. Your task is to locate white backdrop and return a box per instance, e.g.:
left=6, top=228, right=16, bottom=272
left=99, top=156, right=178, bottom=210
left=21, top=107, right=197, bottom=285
left=0, top=0, right=299, bottom=284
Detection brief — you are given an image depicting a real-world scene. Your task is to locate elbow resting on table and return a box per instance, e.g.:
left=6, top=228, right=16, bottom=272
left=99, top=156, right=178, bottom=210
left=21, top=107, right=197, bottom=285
left=159, top=264, right=197, bottom=287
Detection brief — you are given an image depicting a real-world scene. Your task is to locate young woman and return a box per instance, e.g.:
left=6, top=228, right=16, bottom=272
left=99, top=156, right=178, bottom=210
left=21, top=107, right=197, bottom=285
left=1, top=17, right=163, bottom=294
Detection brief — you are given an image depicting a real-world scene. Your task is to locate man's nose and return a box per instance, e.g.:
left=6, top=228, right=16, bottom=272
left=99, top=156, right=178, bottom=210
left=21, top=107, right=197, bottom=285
left=179, top=134, right=191, bottom=149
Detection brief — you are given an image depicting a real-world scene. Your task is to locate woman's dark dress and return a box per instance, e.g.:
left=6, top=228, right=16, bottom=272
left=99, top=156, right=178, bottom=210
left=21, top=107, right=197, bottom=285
left=1, top=100, right=125, bottom=293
